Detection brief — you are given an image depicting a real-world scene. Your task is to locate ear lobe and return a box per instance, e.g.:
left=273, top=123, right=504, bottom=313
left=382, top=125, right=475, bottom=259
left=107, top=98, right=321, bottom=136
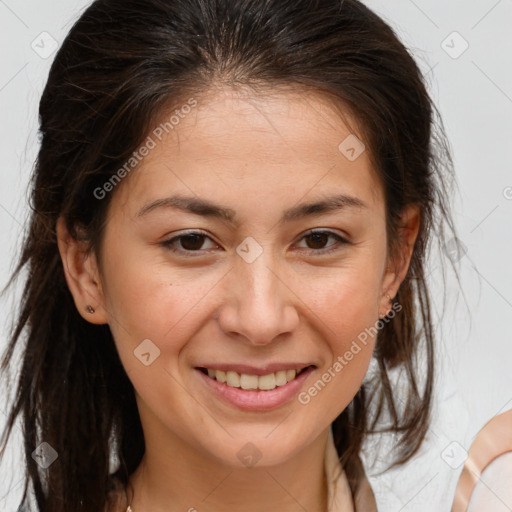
left=56, top=216, right=108, bottom=324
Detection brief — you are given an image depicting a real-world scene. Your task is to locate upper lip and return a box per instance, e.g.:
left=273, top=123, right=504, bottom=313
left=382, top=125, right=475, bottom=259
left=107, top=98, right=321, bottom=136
left=196, top=363, right=314, bottom=376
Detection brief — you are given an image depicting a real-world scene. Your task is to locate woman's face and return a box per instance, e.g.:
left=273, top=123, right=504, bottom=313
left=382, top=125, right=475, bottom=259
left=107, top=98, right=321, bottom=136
left=67, top=87, right=417, bottom=467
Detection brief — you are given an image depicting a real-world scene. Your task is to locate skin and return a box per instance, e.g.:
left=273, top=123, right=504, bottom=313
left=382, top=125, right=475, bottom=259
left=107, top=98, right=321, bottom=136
left=57, top=86, right=419, bottom=512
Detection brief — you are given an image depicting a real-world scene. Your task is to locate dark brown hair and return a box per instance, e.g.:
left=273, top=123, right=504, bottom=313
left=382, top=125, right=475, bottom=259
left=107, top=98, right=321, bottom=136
left=0, top=0, right=459, bottom=510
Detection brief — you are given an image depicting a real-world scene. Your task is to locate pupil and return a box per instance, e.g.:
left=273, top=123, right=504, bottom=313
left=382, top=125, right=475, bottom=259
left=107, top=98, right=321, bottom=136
left=308, top=233, right=327, bottom=249
left=181, top=234, right=204, bottom=250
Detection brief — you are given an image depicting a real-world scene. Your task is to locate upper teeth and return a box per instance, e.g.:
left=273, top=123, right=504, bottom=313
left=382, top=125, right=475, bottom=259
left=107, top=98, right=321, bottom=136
left=206, top=368, right=303, bottom=391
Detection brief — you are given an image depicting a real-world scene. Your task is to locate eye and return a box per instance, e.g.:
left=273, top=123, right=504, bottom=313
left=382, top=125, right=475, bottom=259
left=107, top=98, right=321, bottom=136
left=160, top=229, right=349, bottom=257
left=160, top=230, right=218, bottom=256
left=295, top=229, right=349, bottom=255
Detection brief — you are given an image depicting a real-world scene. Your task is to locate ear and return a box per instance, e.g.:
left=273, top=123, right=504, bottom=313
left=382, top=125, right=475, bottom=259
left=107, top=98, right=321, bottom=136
left=379, top=204, right=420, bottom=317
left=56, top=216, right=108, bottom=324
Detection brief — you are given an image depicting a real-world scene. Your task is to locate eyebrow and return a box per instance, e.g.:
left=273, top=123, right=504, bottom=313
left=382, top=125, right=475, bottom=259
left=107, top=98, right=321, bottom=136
left=136, top=193, right=367, bottom=225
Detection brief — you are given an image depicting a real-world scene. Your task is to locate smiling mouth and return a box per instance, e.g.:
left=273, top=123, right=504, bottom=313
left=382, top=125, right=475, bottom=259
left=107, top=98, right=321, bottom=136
left=197, top=366, right=314, bottom=391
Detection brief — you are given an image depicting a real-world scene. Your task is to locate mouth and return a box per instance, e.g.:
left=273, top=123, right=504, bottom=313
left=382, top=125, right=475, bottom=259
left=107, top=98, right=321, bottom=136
left=196, top=365, right=315, bottom=392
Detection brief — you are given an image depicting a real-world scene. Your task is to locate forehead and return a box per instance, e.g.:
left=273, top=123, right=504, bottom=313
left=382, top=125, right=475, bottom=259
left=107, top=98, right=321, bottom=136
left=110, top=86, right=384, bottom=218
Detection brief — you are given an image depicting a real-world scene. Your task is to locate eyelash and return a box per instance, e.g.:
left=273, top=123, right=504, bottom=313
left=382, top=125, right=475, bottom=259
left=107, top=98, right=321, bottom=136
left=159, top=229, right=349, bottom=257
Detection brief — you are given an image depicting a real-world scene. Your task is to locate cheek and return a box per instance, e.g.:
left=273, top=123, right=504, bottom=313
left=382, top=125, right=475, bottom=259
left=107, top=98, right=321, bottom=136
left=318, top=281, right=379, bottom=372
left=298, top=285, right=378, bottom=422
left=99, top=240, right=221, bottom=366
left=296, top=256, right=383, bottom=415
left=304, top=254, right=384, bottom=341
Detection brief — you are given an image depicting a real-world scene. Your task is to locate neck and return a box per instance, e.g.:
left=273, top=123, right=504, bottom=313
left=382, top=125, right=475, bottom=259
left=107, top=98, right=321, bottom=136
left=126, top=424, right=330, bottom=512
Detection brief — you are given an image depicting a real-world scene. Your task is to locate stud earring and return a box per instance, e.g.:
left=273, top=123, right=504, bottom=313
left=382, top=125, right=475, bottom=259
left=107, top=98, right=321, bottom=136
left=86, top=305, right=95, bottom=314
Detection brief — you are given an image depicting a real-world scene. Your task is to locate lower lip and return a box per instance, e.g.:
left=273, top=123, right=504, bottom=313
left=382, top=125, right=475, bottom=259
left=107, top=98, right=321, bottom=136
left=196, top=366, right=315, bottom=411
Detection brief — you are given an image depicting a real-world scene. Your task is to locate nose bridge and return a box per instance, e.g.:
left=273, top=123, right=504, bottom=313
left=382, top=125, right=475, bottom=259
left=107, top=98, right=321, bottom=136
left=243, top=250, right=279, bottom=310
left=223, top=238, right=298, bottom=345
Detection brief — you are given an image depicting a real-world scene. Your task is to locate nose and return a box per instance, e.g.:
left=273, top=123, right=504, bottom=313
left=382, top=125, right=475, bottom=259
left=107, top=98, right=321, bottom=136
left=216, top=246, right=300, bottom=346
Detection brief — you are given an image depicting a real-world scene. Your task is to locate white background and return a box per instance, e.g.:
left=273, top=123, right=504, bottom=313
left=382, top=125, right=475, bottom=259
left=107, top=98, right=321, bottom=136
left=1, top=1, right=511, bottom=511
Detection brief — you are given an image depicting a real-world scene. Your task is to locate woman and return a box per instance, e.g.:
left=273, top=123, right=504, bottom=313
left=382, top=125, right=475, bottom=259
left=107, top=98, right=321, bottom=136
left=0, top=0, right=458, bottom=510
